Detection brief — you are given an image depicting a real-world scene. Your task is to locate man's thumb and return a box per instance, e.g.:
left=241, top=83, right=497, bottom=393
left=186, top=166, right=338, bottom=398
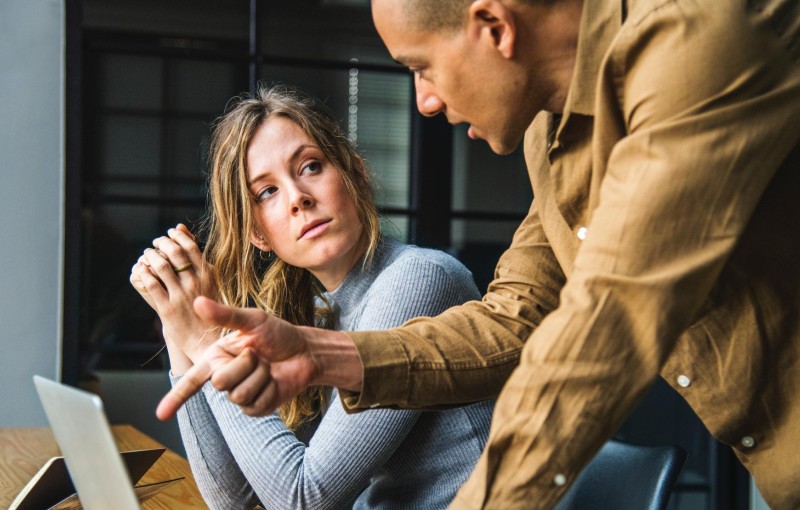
left=193, top=296, right=265, bottom=331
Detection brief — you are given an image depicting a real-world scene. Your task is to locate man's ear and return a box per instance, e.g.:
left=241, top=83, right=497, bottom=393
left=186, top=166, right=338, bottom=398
left=250, top=231, right=272, bottom=253
left=467, top=0, right=517, bottom=59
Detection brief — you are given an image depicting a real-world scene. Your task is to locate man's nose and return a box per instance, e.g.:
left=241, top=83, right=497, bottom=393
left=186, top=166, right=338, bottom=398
left=415, top=79, right=444, bottom=117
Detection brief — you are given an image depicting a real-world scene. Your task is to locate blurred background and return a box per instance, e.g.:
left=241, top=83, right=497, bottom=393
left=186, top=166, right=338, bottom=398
left=1, top=1, right=763, bottom=508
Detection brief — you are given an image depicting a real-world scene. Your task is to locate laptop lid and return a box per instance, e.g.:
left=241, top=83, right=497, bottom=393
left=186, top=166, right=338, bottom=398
left=33, top=375, right=140, bottom=510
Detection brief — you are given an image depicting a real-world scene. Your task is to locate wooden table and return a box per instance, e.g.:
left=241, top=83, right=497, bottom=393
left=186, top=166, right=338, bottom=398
left=0, top=424, right=208, bottom=509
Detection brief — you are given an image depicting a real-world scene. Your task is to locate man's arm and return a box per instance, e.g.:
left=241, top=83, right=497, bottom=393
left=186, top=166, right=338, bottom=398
left=341, top=200, right=564, bottom=410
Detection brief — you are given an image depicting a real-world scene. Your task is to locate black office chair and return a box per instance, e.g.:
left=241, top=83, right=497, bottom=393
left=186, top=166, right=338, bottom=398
left=554, top=440, right=687, bottom=510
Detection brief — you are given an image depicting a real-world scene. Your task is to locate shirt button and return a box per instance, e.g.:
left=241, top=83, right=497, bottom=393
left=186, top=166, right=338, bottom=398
left=576, top=226, right=588, bottom=240
left=554, top=473, right=567, bottom=486
left=677, top=375, right=691, bottom=388
left=741, top=436, right=755, bottom=449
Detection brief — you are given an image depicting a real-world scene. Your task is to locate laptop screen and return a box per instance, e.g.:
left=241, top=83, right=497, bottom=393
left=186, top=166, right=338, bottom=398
left=32, top=375, right=140, bottom=510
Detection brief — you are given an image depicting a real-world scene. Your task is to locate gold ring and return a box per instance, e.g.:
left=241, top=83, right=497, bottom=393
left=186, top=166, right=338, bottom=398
left=174, top=262, right=193, bottom=273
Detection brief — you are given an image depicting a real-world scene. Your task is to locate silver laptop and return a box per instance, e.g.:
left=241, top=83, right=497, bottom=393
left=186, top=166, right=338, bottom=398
left=32, top=375, right=141, bottom=510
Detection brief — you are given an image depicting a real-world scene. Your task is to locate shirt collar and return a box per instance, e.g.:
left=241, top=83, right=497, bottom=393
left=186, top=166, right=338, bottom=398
left=563, top=0, right=623, bottom=117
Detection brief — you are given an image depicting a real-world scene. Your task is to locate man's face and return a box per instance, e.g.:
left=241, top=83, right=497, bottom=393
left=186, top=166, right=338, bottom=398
left=372, top=0, right=534, bottom=155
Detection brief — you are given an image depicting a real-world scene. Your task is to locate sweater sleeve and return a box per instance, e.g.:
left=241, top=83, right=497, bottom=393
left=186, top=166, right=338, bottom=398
left=170, top=375, right=258, bottom=509
left=178, top=246, right=481, bottom=509
left=357, top=249, right=482, bottom=331
left=202, top=388, right=418, bottom=510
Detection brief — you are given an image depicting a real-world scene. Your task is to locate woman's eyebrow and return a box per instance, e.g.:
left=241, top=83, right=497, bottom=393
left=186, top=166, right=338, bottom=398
left=247, top=144, right=319, bottom=187
left=289, top=144, right=318, bottom=163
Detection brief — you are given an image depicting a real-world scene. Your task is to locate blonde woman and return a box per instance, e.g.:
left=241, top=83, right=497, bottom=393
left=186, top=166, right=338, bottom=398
left=130, top=85, right=493, bottom=509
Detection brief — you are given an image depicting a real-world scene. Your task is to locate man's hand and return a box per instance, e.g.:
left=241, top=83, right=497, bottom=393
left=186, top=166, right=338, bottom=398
left=156, top=296, right=363, bottom=420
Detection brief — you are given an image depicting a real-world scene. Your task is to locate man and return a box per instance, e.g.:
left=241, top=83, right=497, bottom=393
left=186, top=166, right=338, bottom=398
left=160, top=0, right=800, bottom=507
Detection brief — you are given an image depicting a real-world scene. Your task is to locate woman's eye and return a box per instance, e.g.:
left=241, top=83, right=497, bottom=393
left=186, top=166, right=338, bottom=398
left=257, top=186, right=278, bottom=201
left=301, top=161, right=322, bottom=175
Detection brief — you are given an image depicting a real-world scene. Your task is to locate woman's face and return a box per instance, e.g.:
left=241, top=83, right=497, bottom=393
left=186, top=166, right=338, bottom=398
left=246, top=115, right=365, bottom=290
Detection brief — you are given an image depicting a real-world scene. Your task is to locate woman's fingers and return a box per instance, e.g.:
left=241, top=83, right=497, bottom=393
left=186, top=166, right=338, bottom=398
left=169, top=225, right=219, bottom=296
left=129, top=271, right=148, bottom=295
left=169, top=224, right=202, bottom=264
left=152, top=235, right=193, bottom=274
left=142, top=248, right=183, bottom=288
left=130, top=253, right=163, bottom=310
left=154, top=223, right=202, bottom=271
left=175, top=223, right=195, bottom=240
left=132, top=260, right=168, bottom=308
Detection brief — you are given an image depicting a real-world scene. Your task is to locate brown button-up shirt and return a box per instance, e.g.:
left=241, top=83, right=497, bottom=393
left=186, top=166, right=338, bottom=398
left=343, top=0, right=800, bottom=507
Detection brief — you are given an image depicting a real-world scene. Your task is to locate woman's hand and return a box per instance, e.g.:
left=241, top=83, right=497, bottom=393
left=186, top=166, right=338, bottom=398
left=129, top=224, right=221, bottom=366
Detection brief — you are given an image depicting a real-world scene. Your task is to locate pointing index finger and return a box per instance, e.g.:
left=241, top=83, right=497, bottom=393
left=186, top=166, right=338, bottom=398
left=156, top=360, right=212, bottom=421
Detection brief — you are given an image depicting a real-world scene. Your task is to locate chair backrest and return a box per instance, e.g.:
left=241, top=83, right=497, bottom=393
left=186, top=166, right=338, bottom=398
left=554, top=440, right=687, bottom=510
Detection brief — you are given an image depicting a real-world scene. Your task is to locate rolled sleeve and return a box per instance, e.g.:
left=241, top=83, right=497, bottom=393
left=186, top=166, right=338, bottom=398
left=340, top=330, right=410, bottom=410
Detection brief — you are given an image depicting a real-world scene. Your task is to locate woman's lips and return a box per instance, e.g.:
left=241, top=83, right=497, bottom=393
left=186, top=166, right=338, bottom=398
left=300, top=220, right=331, bottom=240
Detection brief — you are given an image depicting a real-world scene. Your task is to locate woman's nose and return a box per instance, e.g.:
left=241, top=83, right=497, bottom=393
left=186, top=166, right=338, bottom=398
left=289, top=188, right=314, bottom=214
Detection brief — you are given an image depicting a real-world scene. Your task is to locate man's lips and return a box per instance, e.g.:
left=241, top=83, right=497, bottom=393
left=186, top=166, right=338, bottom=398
left=444, top=115, right=478, bottom=140
left=299, top=219, right=331, bottom=239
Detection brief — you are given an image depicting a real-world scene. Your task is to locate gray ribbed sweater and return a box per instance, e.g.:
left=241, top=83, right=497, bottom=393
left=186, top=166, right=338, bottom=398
left=172, top=237, right=494, bottom=509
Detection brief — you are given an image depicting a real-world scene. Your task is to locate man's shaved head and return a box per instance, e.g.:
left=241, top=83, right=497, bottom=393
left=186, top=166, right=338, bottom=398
left=402, top=0, right=545, bottom=32
left=404, top=0, right=472, bottom=32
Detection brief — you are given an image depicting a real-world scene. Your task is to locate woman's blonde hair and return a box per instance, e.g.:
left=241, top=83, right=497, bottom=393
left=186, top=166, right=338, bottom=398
left=202, top=84, right=381, bottom=429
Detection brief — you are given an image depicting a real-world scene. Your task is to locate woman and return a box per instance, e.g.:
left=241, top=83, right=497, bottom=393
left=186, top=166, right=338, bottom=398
left=130, top=85, right=494, bottom=509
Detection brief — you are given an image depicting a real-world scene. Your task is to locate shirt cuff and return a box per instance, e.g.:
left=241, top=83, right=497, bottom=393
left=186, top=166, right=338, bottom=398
left=338, top=330, right=410, bottom=412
